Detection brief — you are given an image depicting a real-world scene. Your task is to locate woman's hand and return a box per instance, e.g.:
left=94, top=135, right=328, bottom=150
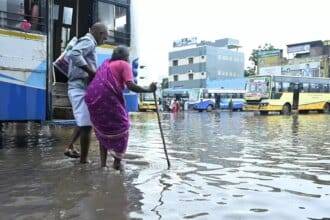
left=149, top=82, right=157, bottom=92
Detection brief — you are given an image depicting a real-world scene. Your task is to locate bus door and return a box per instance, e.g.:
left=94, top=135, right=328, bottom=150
left=214, top=93, right=221, bottom=108
left=52, top=0, right=78, bottom=82
left=292, top=83, right=301, bottom=110
left=51, top=0, right=92, bottom=119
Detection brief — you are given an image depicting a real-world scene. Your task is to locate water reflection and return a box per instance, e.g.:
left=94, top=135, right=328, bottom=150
left=0, top=113, right=330, bottom=219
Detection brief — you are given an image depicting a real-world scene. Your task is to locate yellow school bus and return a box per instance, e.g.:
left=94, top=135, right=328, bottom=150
left=245, top=75, right=330, bottom=115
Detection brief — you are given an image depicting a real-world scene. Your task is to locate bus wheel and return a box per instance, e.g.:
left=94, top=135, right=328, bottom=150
left=206, top=105, right=213, bottom=112
left=322, top=103, right=330, bottom=114
left=281, top=104, right=291, bottom=115
left=260, top=111, right=268, bottom=115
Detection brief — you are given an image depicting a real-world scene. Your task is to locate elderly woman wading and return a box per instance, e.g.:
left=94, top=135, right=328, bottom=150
left=85, top=46, right=156, bottom=170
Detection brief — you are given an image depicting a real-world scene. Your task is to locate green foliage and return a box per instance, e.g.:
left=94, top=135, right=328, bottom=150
left=245, top=43, right=277, bottom=77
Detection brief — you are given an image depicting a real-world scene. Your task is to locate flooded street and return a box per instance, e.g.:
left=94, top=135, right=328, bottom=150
left=0, top=112, right=330, bottom=220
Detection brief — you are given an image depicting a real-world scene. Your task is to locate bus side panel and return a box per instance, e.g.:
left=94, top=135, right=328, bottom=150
left=0, top=81, right=46, bottom=120
left=0, top=29, right=47, bottom=121
left=298, top=93, right=330, bottom=110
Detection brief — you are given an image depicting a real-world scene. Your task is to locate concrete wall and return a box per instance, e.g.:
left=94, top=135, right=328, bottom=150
left=206, top=46, right=244, bottom=80
left=169, top=46, right=207, bottom=60
left=169, top=62, right=207, bottom=75
left=310, top=46, right=324, bottom=57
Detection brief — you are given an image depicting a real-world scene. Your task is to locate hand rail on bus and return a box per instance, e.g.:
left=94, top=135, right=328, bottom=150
left=0, top=10, right=46, bottom=33
left=0, top=10, right=46, bottom=20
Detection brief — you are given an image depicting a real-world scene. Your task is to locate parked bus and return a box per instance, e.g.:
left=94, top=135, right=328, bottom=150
left=138, top=93, right=156, bottom=112
left=161, top=89, right=189, bottom=111
left=0, top=0, right=137, bottom=121
left=245, top=75, right=330, bottom=115
left=190, top=88, right=245, bottom=112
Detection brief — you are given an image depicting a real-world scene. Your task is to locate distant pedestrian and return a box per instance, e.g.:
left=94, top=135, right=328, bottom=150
left=228, top=98, right=233, bottom=111
left=175, top=99, right=181, bottom=112
left=170, top=98, right=176, bottom=112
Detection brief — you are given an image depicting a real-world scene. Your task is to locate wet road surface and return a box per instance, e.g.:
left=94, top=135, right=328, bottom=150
left=0, top=112, right=330, bottom=220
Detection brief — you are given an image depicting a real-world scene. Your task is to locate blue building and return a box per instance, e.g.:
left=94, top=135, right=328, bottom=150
left=168, top=38, right=245, bottom=90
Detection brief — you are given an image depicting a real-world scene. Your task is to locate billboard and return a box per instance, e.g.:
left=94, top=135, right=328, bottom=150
left=287, top=44, right=310, bottom=54
left=281, top=62, right=320, bottom=77
left=259, top=66, right=281, bottom=75
left=258, top=50, right=282, bottom=67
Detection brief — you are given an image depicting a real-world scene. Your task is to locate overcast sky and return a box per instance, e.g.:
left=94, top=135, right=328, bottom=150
left=133, top=0, right=330, bottom=82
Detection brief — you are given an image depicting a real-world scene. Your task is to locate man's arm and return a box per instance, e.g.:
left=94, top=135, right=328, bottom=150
left=79, top=65, right=96, bottom=78
left=68, top=40, right=96, bottom=78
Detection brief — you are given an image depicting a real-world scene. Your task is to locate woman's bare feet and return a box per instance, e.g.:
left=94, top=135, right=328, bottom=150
left=113, top=157, right=122, bottom=170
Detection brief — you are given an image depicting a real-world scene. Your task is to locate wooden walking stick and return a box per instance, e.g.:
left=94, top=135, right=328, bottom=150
left=153, top=91, right=171, bottom=169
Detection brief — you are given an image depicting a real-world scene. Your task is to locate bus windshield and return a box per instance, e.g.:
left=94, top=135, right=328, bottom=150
left=141, top=93, right=154, bottom=101
left=247, top=78, right=269, bottom=94
left=188, top=89, right=201, bottom=102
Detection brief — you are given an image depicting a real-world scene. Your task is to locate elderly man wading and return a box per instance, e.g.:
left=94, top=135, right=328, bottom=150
left=64, top=23, right=108, bottom=163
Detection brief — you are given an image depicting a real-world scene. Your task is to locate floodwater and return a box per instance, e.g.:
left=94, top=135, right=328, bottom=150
left=0, top=112, right=330, bottom=220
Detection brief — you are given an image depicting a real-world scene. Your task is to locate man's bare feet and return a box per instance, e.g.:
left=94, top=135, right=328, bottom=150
left=80, top=159, right=92, bottom=164
left=64, top=148, right=80, bottom=158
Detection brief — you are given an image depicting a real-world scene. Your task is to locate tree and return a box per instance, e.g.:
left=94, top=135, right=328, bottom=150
left=244, top=68, right=255, bottom=77
left=245, top=43, right=277, bottom=77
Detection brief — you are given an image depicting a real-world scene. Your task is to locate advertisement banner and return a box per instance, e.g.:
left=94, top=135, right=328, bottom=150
left=258, top=50, right=282, bottom=67
left=287, top=44, right=310, bottom=54
left=259, top=66, right=281, bottom=75
left=258, top=50, right=281, bottom=57
left=281, top=62, right=320, bottom=77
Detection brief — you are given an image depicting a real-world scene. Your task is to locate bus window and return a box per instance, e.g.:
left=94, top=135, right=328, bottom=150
left=97, top=1, right=130, bottom=45
left=0, top=0, right=46, bottom=32
left=274, top=82, right=281, bottom=92
left=325, top=84, right=330, bottom=93
left=232, top=93, right=238, bottom=98
left=277, top=82, right=283, bottom=92
left=288, top=83, right=295, bottom=92
left=283, top=82, right=290, bottom=92
left=188, top=89, right=200, bottom=102
left=221, top=94, right=229, bottom=99
left=318, top=84, right=324, bottom=93
left=310, top=84, right=318, bottom=93
left=271, top=82, right=276, bottom=93
left=302, top=83, right=309, bottom=93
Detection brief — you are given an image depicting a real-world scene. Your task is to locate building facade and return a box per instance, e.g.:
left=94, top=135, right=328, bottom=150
left=168, top=38, right=245, bottom=89
left=258, top=40, right=330, bottom=78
